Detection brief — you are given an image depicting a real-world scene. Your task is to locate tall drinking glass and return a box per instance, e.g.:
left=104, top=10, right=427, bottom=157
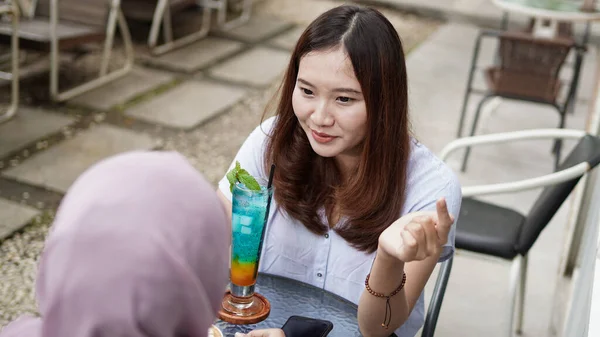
left=221, top=181, right=272, bottom=319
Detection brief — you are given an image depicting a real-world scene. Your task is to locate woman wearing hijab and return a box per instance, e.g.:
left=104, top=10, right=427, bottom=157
left=0, top=151, right=230, bottom=337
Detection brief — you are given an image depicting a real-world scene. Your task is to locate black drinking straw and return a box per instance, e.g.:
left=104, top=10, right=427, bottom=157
left=262, top=163, right=276, bottom=233
left=254, top=164, right=276, bottom=279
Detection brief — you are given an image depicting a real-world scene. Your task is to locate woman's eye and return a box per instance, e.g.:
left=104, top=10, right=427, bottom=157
left=337, top=96, right=352, bottom=103
left=301, top=88, right=313, bottom=95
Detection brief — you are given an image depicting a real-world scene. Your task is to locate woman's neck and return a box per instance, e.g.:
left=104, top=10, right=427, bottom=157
left=335, top=153, right=359, bottom=182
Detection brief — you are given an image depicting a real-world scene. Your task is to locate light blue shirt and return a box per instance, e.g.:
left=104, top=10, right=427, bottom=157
left=219, top=117, right=462, bottom=337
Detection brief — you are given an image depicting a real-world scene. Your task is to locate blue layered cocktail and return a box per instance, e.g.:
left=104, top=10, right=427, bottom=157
left=220, top=161, right=273, bottom=320
left=230, top=182, right=270, bottom=289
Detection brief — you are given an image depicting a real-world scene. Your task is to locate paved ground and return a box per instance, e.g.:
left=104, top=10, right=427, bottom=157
left=0, top=0, right=441, bottom=328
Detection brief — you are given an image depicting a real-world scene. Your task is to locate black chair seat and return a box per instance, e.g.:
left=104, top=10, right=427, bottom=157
left=455, top=198, right=525, bottom=260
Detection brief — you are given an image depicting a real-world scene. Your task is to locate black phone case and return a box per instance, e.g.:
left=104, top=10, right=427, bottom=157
left=281, top=315, right=334, bottom=337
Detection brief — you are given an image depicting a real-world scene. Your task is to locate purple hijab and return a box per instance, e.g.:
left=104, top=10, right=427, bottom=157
left=0, top=151, right=230, bottom=337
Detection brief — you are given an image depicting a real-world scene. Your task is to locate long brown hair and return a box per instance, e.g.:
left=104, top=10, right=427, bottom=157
left=264, top=5, right=410, bottom=253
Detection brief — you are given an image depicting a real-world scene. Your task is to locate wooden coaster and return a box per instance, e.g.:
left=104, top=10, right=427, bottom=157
left=218, top=291, right=271, bottom=325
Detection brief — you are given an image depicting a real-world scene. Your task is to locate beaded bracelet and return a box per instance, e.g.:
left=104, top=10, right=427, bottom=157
left=364, top=272, right=407, bottom=330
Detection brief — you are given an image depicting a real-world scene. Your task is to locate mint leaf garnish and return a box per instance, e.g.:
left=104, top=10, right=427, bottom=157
left=225, top=161, right=262, bottom=192
left=226, top=169, right=237, bottom=193
left=238, top=172, right=261, bottom=191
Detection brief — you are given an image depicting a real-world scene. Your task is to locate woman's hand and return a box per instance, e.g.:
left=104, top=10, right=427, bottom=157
left=378, top=198, right=454, bottom=263
left=235, top=328, right=286, bottom=337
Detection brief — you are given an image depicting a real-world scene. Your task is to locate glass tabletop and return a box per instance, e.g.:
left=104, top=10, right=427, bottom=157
left=215, top=273, right=364, bottom=337
left=499, top=0, right=597, bottom=12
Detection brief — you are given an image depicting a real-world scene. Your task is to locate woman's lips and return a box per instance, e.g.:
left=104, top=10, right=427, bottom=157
left=311, top=130, right=336, bottom=144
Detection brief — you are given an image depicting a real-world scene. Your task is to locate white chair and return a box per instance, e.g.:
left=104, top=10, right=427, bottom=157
left=440, top=129, right=600, bottom=337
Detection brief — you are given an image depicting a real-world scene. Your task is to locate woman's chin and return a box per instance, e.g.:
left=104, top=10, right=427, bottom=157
left=308, top=141, right=339, bottom=158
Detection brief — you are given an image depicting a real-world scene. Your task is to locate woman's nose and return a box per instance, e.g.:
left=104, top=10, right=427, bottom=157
left=310, top=101, right=334, bottom=127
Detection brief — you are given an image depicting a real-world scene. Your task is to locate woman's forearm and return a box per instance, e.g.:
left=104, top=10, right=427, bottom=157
left=357, top=252, right=409, bottom=337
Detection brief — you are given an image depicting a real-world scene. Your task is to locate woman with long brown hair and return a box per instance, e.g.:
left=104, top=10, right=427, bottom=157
left=217, top=5, right=461, bottom=337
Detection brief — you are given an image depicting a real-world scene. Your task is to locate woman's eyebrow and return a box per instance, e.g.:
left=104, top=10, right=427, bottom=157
left=297, top=78, right=361, bottom=94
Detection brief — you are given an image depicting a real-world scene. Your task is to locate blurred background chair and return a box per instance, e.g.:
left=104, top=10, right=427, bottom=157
left=15, top=0, right=37, bottom=18
left=208, top=0, right=253, bottom=30
left=121, top=0, right=211, bottom=55
left=121, top=0, right=253, bottom=56
left=456, top=29, right=586, bottom=172
left=0, top=0, right=19, bottom=124
left=0, top=0, right=134, bottom=102
left=440, top=129, right=600, bottom=337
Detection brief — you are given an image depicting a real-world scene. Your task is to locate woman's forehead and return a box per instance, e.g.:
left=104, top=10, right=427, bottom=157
left=298, top=48, right=359, bottom=87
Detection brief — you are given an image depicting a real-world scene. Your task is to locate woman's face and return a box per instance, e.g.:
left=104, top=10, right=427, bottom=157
left=292, top=46, right=368, bottom=161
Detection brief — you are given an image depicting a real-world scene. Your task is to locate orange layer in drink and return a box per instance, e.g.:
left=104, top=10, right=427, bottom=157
left=231, top=260, right=257, bottom=286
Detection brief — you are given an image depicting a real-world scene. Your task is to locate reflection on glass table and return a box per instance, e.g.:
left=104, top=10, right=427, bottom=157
left=215, top=273, right=371, bottom=337
left=500, top=0, right=595, bottom=12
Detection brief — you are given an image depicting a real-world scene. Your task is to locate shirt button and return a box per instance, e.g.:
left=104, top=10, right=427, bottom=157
left=317, top=273, right=323, bottom=277
left=324, top=234, right=329, bottom=238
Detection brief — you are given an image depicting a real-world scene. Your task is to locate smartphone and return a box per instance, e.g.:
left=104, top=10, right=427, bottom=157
left=281, top=315, right=334, bottom=337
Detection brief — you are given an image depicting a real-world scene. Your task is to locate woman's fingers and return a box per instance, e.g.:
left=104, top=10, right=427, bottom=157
left=419, top=216, right=440, bottom=257
left=236, top=329, right=286, bottom=337
left=407, top=216, right=439, bottom=259
left=382, top=200, right=456, bottom=263
left=435, top=198, right=454, bottom=243
left=400, top=229, right=418, bottom=260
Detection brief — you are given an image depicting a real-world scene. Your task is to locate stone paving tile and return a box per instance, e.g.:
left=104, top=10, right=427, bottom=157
left=208, top=47, right=290, bottom=87
left=125, top=80, right=247, bottom=130
left=213, top=15, right=294, bottom=43
left=139, top=37, right=245, bottom=73
left=70, top=68, right=175, bottom=111
left=267, top=26, right=305, bottom=50
left=0, top=199, right=40, bottom=241
left=2, top=125, right=158, bottom=193
left=0, top=108, right=75, bottom=159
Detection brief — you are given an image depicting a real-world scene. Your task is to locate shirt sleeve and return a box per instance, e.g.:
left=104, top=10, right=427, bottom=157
left=217, top=117, right=276, bottom=201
